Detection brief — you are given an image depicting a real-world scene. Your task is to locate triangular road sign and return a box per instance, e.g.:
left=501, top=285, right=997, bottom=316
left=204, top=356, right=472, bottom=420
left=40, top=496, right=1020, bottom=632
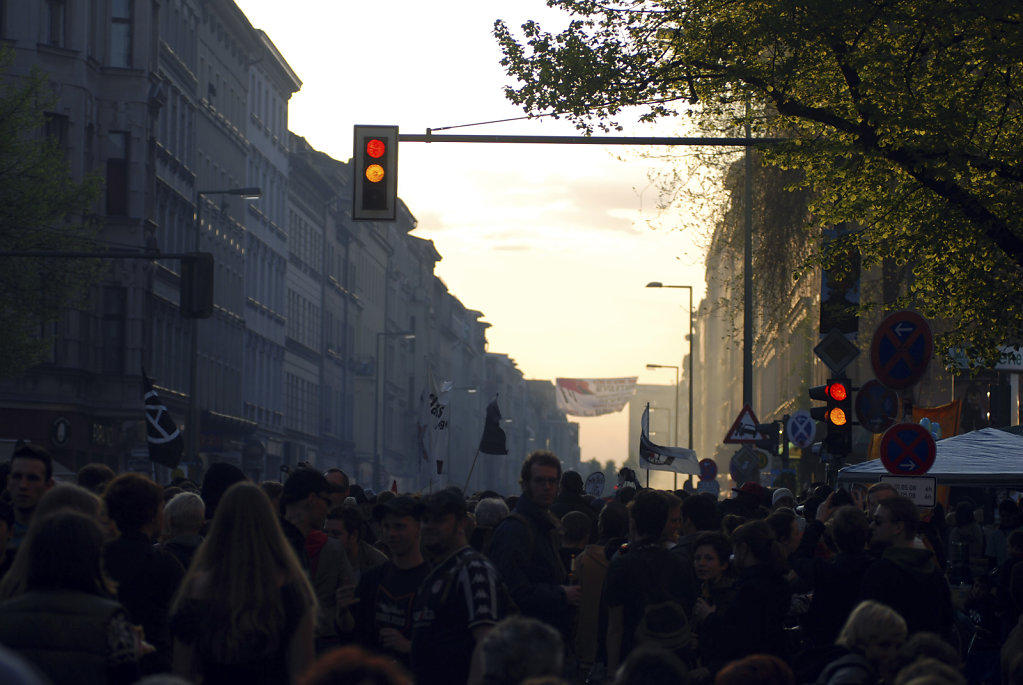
left=723, top=404, right=765, bottom=444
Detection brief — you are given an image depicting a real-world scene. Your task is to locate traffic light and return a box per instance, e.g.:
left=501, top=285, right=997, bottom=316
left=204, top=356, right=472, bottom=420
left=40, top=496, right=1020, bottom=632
left=809, top=378, right=853, bottom=455
left=989, top=383, right=1011, bottom=427
left=179, top=252, right=214, bottom=319
left=755, top=421, right=781, bottom=455
left=352, top=125, right=398, bottom=221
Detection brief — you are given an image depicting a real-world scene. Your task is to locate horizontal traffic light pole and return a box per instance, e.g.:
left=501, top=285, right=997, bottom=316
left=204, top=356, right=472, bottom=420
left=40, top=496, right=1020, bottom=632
left=400, top=132, right=786, bottom=147
left=0, top=250, right=196, bottom=260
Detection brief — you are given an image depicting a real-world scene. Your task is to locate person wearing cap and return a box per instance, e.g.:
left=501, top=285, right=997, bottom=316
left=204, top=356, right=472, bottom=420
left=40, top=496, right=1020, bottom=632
left=279, top=467, right=356, bottom=652
left=410, top=487, right=510, bottom=685
left=341, top=495, right=429, bottom=670
left=718, top=481, right=770, bottom=521
left=487, top=451, right=581, bottom=646
left=771, top=488, right=795, bottom=511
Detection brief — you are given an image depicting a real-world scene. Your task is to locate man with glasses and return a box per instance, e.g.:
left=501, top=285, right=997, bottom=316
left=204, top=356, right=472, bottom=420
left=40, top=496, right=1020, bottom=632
left=487, top=451, right=581, bottom=651
left=859, top=495, right=953, bottom=636
left=279, top=466, right=355, bottom=651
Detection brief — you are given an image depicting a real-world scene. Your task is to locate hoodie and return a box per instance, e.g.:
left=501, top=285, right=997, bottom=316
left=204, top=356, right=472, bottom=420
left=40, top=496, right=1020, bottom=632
left=858, top=545, right=953, bottom=635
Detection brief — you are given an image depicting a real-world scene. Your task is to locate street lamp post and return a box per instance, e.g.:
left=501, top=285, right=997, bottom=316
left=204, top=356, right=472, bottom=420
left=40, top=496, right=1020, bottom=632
left=646, top=282, right=695, bottom=485
left=187, top=187, right=261, bottom=466
left=646, top=363, right=680, bottom=488
left=374, top=330, right=415, bottom=489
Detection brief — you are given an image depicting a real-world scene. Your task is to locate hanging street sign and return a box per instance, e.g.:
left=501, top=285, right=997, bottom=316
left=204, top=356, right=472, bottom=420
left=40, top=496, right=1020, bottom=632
left=729, top=445, right=760, bottom=484
left=699, top=458, right=718, bottom=482
left=814, top=328, right=861, bottom=374
left=871, top=310, right=933, bottom=390
left=880, top=423, right=937, bottom=476
left=723, top=404, right=765, bottom=444
left=786, top=410, right=817, bottom=449
left=855, top=379, right=901, bottom=433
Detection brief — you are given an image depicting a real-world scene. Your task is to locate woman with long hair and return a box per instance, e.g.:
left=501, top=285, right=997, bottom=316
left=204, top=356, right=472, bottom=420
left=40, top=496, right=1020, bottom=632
left=170, top=481, right=317, bottom=684
left=0, top=510, right=141, bottom=684
left=0, top=482, right=105, bottom=601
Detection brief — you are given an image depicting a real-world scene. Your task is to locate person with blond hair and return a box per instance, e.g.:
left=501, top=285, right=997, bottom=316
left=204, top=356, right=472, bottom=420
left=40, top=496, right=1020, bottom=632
left=170, top=481, right=317, bottom=684
left=816, top=600, right=908, bottom=685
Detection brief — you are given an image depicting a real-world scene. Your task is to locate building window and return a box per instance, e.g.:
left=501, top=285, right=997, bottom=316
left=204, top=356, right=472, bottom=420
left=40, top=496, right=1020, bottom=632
left=102, top=286, right=127, bottom=375
left=110, top=0, right=132, bottom=67
left=45, top=0, right=66, bottom=47
left=106, top=131, right=129, bottom=215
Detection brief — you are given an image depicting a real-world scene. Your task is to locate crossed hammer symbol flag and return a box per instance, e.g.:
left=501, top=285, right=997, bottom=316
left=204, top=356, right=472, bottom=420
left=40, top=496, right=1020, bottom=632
left=142, top=368, right=184, bottom=469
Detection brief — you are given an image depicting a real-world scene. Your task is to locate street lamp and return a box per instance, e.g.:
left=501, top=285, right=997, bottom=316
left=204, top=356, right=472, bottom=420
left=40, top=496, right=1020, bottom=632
left=187, top=187, right=261, bottom=466
left=373, top=330, right=415, bottom=488
left=645, top=282, right=695, bottom=485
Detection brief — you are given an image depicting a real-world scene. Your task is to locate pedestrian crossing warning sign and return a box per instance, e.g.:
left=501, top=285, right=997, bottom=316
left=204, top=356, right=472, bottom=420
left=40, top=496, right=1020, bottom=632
left=723, top=404, right=765, bottom=444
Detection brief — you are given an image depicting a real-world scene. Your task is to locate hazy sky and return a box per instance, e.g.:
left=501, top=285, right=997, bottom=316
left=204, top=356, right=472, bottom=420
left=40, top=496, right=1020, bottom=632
left=235, top=0, right=709, bottom=472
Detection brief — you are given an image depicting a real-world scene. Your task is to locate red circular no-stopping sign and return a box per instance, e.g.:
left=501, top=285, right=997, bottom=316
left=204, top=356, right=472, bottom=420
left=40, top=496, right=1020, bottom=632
left=880, top=423, right=936, bottom=475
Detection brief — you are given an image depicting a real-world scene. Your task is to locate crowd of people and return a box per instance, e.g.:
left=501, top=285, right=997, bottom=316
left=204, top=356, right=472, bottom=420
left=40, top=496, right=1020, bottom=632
left=1, top=442, right=1022, bottom=685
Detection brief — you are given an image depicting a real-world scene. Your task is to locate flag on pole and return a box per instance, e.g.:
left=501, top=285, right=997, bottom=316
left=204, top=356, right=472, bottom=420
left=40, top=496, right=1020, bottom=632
left=639, top=403, right=699, bottom=474
left=417, top=375, right=451, bottom=462
left=142, top=368, right=184, bottom=469
left=479, top=396, right=508, bottom=455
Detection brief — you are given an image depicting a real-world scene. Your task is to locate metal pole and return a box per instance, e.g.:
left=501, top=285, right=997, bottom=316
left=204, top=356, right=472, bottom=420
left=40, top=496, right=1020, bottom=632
left=187, top=196, right=203, bottom=466
left=673, top=365, right=679, bottom=491
left=688, top=286, right=695, bottom=487
left=743, top=102, right=754, bottom=408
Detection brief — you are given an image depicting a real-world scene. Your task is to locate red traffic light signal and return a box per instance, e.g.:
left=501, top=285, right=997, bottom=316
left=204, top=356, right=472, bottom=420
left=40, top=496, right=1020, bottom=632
left=353, top=125, right=398, bottom=221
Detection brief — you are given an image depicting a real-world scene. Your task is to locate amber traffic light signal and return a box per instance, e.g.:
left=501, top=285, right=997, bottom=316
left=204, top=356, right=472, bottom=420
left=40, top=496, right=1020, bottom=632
left=810, top=378, right=852, bottom=455
left=353, top=125, right=398, bottom=221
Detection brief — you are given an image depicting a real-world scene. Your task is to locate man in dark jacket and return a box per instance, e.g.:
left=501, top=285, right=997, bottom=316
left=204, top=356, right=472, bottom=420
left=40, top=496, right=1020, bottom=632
left=860, top=494, right=953, bottom=636
left=790, top=495, right=871, bottom=647
left=487, top=450, right=581, bottom=642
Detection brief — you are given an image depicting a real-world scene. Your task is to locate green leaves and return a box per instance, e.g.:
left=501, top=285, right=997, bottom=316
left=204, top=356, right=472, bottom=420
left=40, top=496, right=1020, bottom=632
left=495, top=0, right=1023, bottom=368
left=0, top=47, right=103, bottom=378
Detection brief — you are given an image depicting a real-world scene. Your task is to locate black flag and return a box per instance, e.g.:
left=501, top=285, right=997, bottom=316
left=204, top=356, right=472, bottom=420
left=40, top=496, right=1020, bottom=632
left=142, top=368, right=184, bottom=469
left=478, top=396, right=508, bottom=455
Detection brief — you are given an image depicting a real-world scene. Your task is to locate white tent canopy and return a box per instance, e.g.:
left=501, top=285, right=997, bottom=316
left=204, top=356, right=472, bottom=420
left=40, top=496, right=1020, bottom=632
left=836, top=427, right=1023, bottom=489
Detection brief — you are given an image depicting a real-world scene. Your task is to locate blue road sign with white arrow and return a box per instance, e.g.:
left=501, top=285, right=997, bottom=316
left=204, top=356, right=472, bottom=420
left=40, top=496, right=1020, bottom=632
left=871, top=310, right=933, bottom=390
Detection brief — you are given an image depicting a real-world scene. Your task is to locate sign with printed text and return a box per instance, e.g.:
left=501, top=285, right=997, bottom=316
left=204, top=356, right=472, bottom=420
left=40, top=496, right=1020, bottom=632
left=880, top=475, right=937, bottom=507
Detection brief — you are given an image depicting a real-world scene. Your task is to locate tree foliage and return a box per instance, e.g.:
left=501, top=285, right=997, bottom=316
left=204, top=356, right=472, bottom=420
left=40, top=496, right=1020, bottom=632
left=495, top=0, right=1023, bottom=368
left=0, top=48, right=102, bottom=378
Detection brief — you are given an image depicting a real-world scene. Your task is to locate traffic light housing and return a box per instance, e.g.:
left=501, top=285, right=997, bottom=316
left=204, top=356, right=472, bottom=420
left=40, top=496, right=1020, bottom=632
left=809, top=378, right=853, bottom=455
left=352, top=125, right=398, bottom=221
left=755, top=421, right=781, bottom=455
left=179, top=252, right=214, bottom=319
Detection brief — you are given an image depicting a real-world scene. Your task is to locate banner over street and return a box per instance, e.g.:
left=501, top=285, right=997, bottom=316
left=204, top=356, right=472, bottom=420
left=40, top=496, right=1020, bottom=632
left=555, top=377, right=638, bottom=417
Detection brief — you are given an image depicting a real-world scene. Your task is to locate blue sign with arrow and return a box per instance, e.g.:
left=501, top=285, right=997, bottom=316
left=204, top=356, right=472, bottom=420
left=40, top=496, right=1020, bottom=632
left=880, top=423, right=936, bottom=476
left=871, top=311, right=933, bottom=390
